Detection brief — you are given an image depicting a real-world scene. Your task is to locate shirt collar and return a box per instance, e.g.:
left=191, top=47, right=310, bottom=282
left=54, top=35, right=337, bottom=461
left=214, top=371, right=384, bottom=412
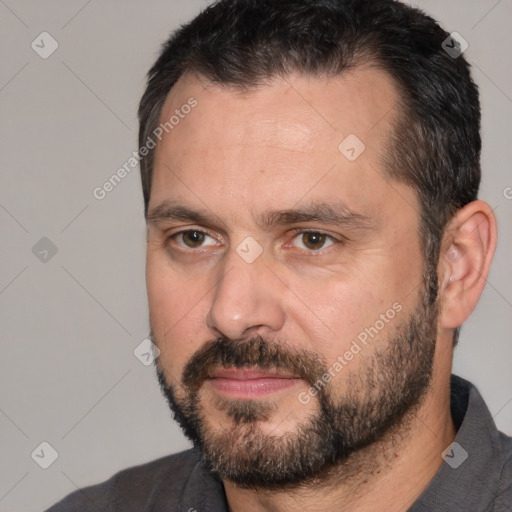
left=409, top=375, right=504, bottom=511
left=180, top=453, right=229, bottom=512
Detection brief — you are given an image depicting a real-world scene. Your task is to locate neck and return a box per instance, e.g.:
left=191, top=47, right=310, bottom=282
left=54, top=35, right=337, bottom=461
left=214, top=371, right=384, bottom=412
left=223, top=368, right=456, bottom=512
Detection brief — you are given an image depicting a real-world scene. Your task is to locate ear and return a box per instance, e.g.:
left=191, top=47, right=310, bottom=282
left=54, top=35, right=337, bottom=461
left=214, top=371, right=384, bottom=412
left=438, top=200, right=498, bottom=329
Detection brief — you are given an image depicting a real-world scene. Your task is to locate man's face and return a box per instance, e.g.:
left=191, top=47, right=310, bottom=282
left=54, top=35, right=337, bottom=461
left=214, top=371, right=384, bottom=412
left=146, top=69, right=438, bottom=486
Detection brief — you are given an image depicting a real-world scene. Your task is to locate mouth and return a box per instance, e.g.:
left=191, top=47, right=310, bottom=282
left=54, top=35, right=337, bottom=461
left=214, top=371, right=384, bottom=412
left=206, top=367, right=302, bottom=399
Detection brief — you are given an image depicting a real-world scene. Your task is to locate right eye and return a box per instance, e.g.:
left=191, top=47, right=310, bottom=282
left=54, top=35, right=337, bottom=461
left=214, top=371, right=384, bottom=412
left=168, top=229, right=219, bottom=250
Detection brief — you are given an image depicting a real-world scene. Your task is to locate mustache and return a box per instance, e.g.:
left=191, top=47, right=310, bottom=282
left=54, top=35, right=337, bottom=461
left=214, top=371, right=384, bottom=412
left=181, top=335, right=328, bottom=391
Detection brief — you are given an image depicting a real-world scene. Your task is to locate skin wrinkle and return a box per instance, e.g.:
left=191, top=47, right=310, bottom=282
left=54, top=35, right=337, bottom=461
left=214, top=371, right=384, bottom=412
left=146, top=200, right=376, bottom=237
left=245, top=116, right=316, bottom=152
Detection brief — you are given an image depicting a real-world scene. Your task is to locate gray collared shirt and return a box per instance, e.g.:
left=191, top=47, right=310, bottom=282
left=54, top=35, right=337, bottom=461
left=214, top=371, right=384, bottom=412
left=46, top=375, right=512, bottom=511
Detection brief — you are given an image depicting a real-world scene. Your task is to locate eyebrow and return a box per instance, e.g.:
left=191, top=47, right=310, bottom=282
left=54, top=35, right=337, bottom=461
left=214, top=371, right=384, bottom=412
left=146, top=200, right=375, bottom=231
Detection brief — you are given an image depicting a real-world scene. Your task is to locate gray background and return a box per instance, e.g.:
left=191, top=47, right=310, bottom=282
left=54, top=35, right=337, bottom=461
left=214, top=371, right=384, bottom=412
left=0, top=1, right=510, bottom=510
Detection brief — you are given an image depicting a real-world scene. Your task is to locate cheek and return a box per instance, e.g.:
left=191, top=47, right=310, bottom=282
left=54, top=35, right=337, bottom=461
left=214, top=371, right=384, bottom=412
left=146, top=259, right=208, bottom=378
left=287, top=259, right=415, bottom=367
left=289, top=277, right=376, bottom=362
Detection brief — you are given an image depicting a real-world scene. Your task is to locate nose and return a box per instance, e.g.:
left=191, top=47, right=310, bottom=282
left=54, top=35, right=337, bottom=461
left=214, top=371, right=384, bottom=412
left=205, top=249, right=286, bottom=341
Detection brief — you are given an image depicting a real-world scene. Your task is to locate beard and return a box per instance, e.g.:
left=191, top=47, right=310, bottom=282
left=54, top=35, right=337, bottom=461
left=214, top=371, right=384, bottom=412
left=154, top=277, right=438, bottom=490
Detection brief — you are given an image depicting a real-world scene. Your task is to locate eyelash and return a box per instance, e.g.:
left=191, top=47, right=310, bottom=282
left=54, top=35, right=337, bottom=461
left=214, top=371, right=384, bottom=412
left=166, top=228, right=342, bottom=253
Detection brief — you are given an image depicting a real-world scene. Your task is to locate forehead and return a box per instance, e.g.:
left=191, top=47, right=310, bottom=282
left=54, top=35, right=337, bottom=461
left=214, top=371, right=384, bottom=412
left=149, top=67, right=416, bottom=226
left=158, top=66, right=399, bottom=147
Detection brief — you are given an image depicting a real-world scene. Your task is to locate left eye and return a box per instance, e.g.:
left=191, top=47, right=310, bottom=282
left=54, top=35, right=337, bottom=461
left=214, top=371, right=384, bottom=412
left=291, top=231, right=336, bottom=251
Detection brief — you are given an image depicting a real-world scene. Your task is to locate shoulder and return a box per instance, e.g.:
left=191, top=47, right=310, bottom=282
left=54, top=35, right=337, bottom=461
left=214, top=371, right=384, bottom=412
left=45, top=449, right=201, bottom=512
left=494, top=431, right=512, bottom=511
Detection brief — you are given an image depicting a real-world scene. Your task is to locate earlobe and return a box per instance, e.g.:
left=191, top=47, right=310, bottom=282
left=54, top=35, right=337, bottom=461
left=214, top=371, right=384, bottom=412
left=438, top=200, right=498, bottom=329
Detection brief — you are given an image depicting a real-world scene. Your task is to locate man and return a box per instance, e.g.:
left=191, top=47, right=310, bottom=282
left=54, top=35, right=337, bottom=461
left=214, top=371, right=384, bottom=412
left=47, top=0, right=511, bottom=510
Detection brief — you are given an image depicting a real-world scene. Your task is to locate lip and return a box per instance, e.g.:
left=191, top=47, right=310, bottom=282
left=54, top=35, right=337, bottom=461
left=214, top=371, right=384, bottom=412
left=206, top=367, right=301, bottom=398
left=208, top=368, right=295, bottom=380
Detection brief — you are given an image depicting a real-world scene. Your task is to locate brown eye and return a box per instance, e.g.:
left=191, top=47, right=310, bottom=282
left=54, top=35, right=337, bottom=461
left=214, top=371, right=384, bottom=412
left=302, top=232, right=326, bottom=250
left=291, top=231, right=335, bottom=251
left=182, top=231, right=205, bottom=247
left=175, top=230, right=216, bottom=249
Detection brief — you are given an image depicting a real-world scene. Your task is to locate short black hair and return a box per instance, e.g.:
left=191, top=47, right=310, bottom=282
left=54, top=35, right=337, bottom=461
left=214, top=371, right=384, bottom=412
left=139, top=0, right=481, bottom=344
